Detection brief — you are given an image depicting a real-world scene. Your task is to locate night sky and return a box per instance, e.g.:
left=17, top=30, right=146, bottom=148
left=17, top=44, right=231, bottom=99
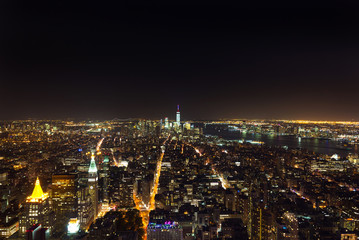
left=1, top=1, right=359, bottom=120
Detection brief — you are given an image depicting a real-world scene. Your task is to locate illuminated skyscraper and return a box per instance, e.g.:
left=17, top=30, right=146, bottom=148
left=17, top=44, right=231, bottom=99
left=164, top=117, right=169, bottom=129
left=20, top=177, right=52, bottom=234
left=51, top=174, right=77, bottom=218
left=101, top=156, right=110, bottom=203
left=77, top=185, right=94, bottom=230
left=109, top=167, right=134, bottom=208
left=88, top=154, right=99, bottom=218
left=176, top=105, right=180, bottom=126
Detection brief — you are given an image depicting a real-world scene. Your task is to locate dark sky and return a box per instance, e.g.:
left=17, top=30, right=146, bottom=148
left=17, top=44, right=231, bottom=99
left=1, top=1, right=359, bottom=120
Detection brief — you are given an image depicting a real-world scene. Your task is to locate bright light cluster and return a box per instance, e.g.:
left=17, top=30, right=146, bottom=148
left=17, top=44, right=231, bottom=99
left=67, top=218, right=80, bottom=234
left=26, top=177, right=49, bottom=203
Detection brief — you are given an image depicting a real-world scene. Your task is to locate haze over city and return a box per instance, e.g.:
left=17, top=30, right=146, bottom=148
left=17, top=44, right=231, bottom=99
left=2, top=2, right=359, bottom=120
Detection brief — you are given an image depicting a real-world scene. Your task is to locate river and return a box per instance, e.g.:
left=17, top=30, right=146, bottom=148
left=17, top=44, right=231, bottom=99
left=204, top=129, right=359, bottom=157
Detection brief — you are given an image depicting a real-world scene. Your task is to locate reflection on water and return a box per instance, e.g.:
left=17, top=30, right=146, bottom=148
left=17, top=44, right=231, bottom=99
left=206, top=131, right=358, bottom=157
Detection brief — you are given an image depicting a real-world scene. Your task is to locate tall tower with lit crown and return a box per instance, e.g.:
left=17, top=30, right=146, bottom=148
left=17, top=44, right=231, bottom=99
left=176, top=105, right=181, bottom=126
left=20, top=177, right=51, bottom=234
left=88, top=153, right=99, bottom=218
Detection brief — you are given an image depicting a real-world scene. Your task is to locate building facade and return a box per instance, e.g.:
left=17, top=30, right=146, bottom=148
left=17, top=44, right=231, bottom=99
left=88, top=154, right=99, bottom=218
left=51, top=174, right=77, bottom=218
left=20, top=177, right=52, bottom=234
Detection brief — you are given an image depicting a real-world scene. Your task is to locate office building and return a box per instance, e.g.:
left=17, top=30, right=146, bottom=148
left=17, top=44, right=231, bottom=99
left=88, top=154, right=99, bottom=218
left=51, top=174, right=77, bottom=217
left=20, top=178, right=52, bottom=234
left=176, top=105, right=181, bottom=127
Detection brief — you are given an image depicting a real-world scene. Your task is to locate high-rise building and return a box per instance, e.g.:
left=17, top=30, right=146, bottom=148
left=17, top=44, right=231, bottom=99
left=51, top=174, right=77, bottom=218
left=224, top=189, right=237, bottom=212
left=109, top=167, right=134, bottom=208
left=0, top=171, right=9, bottom=213
left=136, top=177, right=152, bottom=207
left=249, top=202, right=266, bottom=240
left=164, top=117, right=169, bottom=129
left=77, top=162, right=95, bottom=230
left=88, top=154, right=99, bottom=218
left=100, top=156, right=110, bottom=203
left=77, top=185, right=94, bottom=230
left=176, top=105, right=181, bottom=126
left=20, top=177, right=52, bottom=234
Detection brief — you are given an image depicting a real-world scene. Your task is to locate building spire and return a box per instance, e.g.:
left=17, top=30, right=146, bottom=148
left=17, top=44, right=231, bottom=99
left=27, top=177, right=48, bottom=202
left=176, top=105, right=181, bottom=126
left=89, top=153, right=98, bottom=173
left=30, top=177, right=44, bottom=199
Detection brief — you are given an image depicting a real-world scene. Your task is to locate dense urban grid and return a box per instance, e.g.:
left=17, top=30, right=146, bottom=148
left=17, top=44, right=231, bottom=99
left=1, top=107, right=359, bottom=240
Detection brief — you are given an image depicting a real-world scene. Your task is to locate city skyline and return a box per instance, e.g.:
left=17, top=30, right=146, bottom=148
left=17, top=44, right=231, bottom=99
left=1, top=104, right=359, bottom=122
left=3, top=2, right=359, bottom=240
left=2, top=117, right=359, bottom=239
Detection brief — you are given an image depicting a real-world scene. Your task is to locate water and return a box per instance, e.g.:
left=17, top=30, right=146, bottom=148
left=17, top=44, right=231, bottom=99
left=204, top=130, right=359, bottom=157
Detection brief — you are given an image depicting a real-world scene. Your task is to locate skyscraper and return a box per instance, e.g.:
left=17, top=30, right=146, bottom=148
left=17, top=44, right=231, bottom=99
left=20, top=177, right=52, bottom=234
left=101, top=156, right=110, bottom=203
left=176, top=105, right=180, bottom=126
left=164, top=117, right=169, bottom=129
left=88, top=153, right=99, bottom=218
left=51, top=174, right=77, bottom=218
left=77, top=185, right=94, bottom=230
